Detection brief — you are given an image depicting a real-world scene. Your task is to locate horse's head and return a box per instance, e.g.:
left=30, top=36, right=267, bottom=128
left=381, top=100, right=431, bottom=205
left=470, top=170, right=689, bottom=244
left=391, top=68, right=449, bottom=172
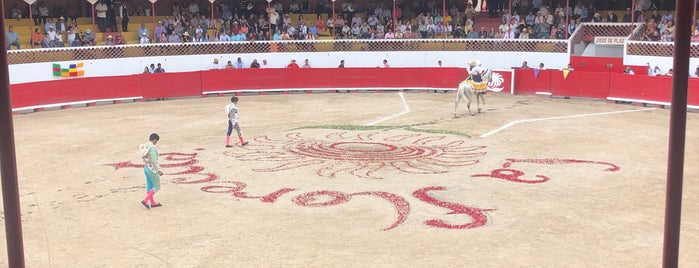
left=482, top=69, right=493, bottom=83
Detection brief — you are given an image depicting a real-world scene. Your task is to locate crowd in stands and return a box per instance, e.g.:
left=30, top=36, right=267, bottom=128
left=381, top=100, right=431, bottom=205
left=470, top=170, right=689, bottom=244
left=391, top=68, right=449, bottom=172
left=3, top=0, right=690, bottom=49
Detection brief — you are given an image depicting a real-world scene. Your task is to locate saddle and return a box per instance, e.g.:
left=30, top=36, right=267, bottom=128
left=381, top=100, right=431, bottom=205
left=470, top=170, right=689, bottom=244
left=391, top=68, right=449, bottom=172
left=464, top=77, right=488, bottom=92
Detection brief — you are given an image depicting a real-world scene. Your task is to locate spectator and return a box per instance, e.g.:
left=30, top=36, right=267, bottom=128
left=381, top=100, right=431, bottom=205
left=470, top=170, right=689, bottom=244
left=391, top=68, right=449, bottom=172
left=235, top=57, right=244, bottom=68
left=6, top=26, right=20, bottom=50
left=158, top=33, right=168, bottom=43
left=38, top=2, right=49, bottom=24
left=210, top=58, right=222, bottom=69
left=260, top=59, right=270, bottom=68
left=154, top=63, right=165, bottom=73
left=519, top=27, right=530, bottom=39
left=40, top=33, right=51, bottom=48
left=606, top=11, right=618, bottom=23
left=382, top=59, right=390, bottom=68
left=142, top=66, right=151, bottom=74
left=53, top=17, right=67, bottom=33
left=105, top=35, right=115, bottom=46
left=538, top=62, right=545, bottom=70
left=115, top=33, right=126, bottom=45
left=534, top=17, right=550, bottom=39
left=167, top=32, right=180, bottom=43
left=692, top=30, right=699, bottom=42
left=438, top=60, right=443, bottom=67
left=140, top=32, right=151, bottom=44
left=120, top=2, right=130, bottom=32
left=591, top=12, right=603, bottom=23
left=67, top=26, right=80, bottom=46
left=302, top=59, right=311, bottom=68
left=338, top=60, right=345, bottom=68
left=250, top=59, right=261, bottom=68
left=661, top=29, right=674, bottom=42
left=694, top=66, right=699, bottom=77
left=81, top=29, right=96, bottom=46
left=95, top=0, right=108, bottom=32
left=287, top=59, right=300, bottom=68
left=520, top=61, right=530, bottom=68
left=148, top=63, right=156, bottom=73
left=624, top=66, right=635, bottom=75
left=665, top=69, right=674, bottom=76
left=11, top=4, right=22, bottom=20
left=225, top=60, right=234, bottom=69
left=155, top=21, right=166, bottom=42
left=622, top=8, right=632, bottom=22
left=44, top=18, right=56, bottom=34
left=138, top=23, right=150, bottom=38
left=567, top=19, right=577, bottom=36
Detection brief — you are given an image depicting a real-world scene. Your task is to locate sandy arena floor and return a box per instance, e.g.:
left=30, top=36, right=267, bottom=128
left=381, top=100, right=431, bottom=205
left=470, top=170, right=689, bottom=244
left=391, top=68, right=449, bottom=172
left=1, top=91, right=698, bottom=267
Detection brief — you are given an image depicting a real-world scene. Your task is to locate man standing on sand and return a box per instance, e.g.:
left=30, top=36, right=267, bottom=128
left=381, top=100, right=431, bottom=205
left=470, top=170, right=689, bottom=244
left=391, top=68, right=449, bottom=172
left=225, top=96, right=249, bottom=148
left=139, top=133, right=163, bottom=209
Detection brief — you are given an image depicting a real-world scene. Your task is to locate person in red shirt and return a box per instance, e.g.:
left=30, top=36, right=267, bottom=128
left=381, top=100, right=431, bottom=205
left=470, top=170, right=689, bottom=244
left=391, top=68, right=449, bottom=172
left=286, top=59, right=300, bottom=68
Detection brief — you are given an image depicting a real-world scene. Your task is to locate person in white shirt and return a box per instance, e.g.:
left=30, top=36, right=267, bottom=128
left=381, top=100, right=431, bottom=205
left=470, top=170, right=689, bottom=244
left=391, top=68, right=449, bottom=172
left=95, top=0, right=108, bottom=32
left=210, top=58, right=222, bottom=69
left=140, top=32, right=151, bottom=44
left=382, top=59, right=390, bottom=68
left=224, top=96, right=249, bottom=147
left=260, top=59, right=270, bottom=68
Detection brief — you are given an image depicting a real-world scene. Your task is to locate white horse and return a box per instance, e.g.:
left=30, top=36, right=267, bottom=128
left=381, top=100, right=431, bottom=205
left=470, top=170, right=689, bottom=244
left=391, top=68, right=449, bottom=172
left=454, top=69, right=493, bottom=117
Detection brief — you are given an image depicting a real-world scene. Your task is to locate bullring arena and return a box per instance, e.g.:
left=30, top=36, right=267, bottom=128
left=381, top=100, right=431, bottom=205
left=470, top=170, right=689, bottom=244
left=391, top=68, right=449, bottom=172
left=3, top=2, right=699, bottom=266
left=1, top=90, right=698, bottom=267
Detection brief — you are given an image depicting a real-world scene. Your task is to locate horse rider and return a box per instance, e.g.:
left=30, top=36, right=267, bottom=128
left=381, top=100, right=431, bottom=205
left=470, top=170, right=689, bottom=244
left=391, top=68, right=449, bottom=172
left=465, top=59, right=488, bottom=93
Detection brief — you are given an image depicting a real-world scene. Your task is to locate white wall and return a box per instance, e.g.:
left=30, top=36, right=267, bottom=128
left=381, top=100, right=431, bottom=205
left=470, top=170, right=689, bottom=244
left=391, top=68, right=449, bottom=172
left=9, top=51, right=571, bottom=84
left=625, top=55, right=699, bottom=77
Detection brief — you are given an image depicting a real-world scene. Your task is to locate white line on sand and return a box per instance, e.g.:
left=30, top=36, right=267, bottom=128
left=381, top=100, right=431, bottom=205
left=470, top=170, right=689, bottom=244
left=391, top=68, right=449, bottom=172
left=365, top=92, right=411, bottom=126
left=479, top=108, right=656, bottom=138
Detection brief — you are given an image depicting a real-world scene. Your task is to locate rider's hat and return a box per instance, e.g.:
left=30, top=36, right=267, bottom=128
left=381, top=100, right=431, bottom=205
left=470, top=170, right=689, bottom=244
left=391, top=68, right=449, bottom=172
left=467, top=59, right=481, bottom=66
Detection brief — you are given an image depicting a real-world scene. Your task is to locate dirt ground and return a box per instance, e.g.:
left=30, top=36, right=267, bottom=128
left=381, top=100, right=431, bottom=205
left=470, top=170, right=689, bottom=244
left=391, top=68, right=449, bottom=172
left=1, top=91, right=698, bottom=267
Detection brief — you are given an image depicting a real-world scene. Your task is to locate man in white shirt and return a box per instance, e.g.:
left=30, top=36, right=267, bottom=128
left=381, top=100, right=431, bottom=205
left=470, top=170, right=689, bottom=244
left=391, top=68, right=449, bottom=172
left=224, top=96, right=249, bottom=147
left=210, top=58, right=222, bottom=69
left=260, top=59, right=270, bottom=68
left=47, top=27, right=58, bottom=47
left=140, top=32, right=151, bottom=44
left=95, top=0, right=108, bottom=32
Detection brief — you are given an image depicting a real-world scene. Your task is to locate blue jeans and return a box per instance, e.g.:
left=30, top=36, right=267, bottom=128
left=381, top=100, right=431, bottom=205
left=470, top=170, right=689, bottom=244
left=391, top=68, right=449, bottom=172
left=7, top=40, right=20, bottom=50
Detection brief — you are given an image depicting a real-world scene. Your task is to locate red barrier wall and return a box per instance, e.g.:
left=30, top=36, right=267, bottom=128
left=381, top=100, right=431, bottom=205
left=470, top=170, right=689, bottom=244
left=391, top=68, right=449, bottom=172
left=200, top=68, right=467, bottom=92
left=9, top=68, right=468, bottom=110
left=549, top=70, right=610, bottom=99
left=10, top=75, right=141, bottom=108
left=9, top=67, right=698, bottom=111
left=140, top=72, right=202, bottom=98
left=514, top=69, right=550, bottom=94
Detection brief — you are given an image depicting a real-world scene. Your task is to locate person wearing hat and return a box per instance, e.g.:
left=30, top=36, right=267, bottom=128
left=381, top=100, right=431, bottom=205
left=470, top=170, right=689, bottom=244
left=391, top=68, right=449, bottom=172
left=140, top=31, right=151, bottom=44
left=81, top=28, right=96, bottom=46
left=105, top=35, right=115, bottom=46
left=56, top=17, right=67, bottom=33
left=465, top=60, right=487, bottom=92
left=182, top=31, right=191, bottom=42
